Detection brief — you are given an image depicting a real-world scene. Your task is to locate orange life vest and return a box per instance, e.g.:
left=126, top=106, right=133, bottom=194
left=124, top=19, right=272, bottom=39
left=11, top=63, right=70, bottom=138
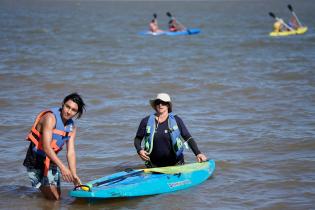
left=26, top=108, right=74, bottom=176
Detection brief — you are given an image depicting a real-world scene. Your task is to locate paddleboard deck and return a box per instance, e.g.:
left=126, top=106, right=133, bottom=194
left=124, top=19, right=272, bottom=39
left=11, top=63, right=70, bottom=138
left=69, top=160, right=215, bottom=199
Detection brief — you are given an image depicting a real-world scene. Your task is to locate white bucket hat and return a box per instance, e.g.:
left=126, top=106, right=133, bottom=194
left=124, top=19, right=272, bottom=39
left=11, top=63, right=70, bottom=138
left=149, top=93, right=172, bottom=112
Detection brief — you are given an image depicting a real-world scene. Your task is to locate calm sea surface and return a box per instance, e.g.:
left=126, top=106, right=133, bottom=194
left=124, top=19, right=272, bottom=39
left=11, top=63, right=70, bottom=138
left=1, top=0, right=315, bottom=209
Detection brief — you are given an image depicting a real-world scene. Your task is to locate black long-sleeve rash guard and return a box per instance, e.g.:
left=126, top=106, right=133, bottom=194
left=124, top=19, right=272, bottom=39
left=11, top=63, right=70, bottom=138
left=134, top=115, right=201, bottom=166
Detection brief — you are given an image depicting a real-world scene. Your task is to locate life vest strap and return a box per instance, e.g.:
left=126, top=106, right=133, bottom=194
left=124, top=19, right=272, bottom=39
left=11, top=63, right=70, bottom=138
left=44, top=156, right=50, bottom=176
left=53, top=129, right=73, bottom=137
left=31, top=127, right=41, bottom=138
left=27, top=133, right=42, bottom=149
left=25, top=109, right=51, bottom=143
left=51, top=139, right=62, bottom=152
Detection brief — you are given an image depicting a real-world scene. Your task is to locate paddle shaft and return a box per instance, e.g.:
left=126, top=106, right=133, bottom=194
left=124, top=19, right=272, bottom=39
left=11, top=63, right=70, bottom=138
left=288, top=5, right=303, bottom=27
left=73, top=170, right=144, bottom=191
left=93, top=170, right=144, bottom=187
left=269, top=12, right=294, bottom=31
left=277, top=18, right=294, bottom=31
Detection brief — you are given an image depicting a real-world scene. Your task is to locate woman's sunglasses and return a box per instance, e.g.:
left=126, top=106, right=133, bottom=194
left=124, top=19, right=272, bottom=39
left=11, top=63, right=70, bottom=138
left=155, top=100, right=169, bottom=106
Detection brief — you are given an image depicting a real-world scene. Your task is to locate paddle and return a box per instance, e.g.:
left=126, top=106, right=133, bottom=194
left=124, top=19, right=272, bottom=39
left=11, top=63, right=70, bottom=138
left=268, top=12, right=294, bottom=31
left=166, top=11, right=187, bottom=31
left=74, top=167, right=174, bottom=192
left=166, top=12, right=174, bottom=20
left=288, top=4, right=303, bottom=27
left=153, top=13, right=157, bottom=19
left=74, top=170, right=144, bottom=192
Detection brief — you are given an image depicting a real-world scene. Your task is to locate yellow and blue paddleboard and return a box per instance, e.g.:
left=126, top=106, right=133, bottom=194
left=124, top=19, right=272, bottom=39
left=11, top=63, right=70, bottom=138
left=70, top=160, right=215, bottom=199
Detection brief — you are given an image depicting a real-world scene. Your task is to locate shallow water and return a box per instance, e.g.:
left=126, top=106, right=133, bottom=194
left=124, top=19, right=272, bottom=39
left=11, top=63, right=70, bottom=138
left=1, top=0, right=315, bottom=209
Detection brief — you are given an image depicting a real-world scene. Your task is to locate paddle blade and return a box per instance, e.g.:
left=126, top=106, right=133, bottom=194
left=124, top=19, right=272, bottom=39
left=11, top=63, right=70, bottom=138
left=153, top=13, right=157, bottom=18
left=166, top=12, right=172, bottom=18
left=288, top=4, right=293, bottom=12
left=269, top=12, right=276, bottom=19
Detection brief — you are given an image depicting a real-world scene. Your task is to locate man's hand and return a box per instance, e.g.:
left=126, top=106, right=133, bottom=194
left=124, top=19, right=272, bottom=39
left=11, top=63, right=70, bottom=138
left=60, top=166, right=74, bottom=182
left=72, top=174, right=81, bottom=187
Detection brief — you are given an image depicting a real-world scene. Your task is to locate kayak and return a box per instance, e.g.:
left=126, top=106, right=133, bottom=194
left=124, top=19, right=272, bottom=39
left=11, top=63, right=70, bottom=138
left=69, top=160, right=215, bottom=199
left=70, top=160, right=215, bottom=199
left=269, top=26, right=308, bottom=37
left=139, top=28, right=201, bottom=36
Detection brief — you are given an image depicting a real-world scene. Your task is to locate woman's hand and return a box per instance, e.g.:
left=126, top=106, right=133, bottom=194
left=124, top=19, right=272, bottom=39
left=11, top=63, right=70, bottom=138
left=196, top=153, right=207, bottom=162
left=138, top=149, right=150, bottom=161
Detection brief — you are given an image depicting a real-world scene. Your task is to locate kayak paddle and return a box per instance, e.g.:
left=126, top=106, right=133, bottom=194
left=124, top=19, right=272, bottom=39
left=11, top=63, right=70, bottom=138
left=166, top=11, right=174, bottom=19
left=74, top=168, right=170, bottom=192
left=287, top=4, right=303, bottom=27
left=268, top=12, right=294, bottom=31
left=75, top=170, right=144, bottom=192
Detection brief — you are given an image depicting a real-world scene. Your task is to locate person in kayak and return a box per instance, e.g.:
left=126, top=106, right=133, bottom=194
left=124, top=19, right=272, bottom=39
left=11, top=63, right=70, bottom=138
left=273, top=19, right=286, bottom=32
left=149, top=13, right=164, bottom=33
left=288, top=15, right=300, bottom=29
left=134, top=93, right=207, bottom=168
left=23, top=93, right=86, bottom=200
left=168, top=19, right=186, bottom=32
left=273, top=16, right=299, bottom=32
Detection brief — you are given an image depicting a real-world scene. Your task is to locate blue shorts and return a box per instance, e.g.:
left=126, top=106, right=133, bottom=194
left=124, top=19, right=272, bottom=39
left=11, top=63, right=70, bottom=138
left=27, top=168, right=60, bottom=188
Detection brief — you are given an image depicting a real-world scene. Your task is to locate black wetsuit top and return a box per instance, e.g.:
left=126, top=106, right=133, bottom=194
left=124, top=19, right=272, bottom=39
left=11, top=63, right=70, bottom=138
left=134, top=115, right=201, bottom=167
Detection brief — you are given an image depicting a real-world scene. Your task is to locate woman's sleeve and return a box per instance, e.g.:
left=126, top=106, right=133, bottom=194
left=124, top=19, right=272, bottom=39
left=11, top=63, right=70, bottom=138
left=175, top=115, right=201, bottom=155
left=186, top=138, right=201, bottom=156
left=174, top=115, right=191, bottom=140
left=134, top=137, right=143, bottom=154
left=134, top=116, right=149, bottom=153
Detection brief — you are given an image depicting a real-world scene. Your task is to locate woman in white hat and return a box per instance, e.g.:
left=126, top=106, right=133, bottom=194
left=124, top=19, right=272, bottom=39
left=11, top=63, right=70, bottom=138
left=134, top=93, right=207, bottom=167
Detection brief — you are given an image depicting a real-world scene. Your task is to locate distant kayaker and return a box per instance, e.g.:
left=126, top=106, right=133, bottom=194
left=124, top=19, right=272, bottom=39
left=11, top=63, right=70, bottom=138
left=287, top=4, right=303, bottom=30
left=149, top=13, right=164, bottom=33
left=168, top=19, right=186, bottom=32
left=134, top=93, right=207, bottom=168
left=23, top=93, right=86, bottom=200
left=273, top=19, right=286, bottom=32
left=288, top=15, right=300, bottom=29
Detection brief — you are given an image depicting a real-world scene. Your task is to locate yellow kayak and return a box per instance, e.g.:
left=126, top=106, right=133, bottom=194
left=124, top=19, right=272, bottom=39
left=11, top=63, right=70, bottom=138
left=269, top=26, right=308, bottom=37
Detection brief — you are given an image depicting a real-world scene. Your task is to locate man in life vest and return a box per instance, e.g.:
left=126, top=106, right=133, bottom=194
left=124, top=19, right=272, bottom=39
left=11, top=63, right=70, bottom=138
left=134, top=93, right=207, bottom=168
left=23, top=93, right=85, bottom=200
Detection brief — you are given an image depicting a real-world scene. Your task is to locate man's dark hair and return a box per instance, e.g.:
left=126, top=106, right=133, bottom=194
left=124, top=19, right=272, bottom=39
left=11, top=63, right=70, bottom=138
left=63, top=92, right=86, bottom=119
